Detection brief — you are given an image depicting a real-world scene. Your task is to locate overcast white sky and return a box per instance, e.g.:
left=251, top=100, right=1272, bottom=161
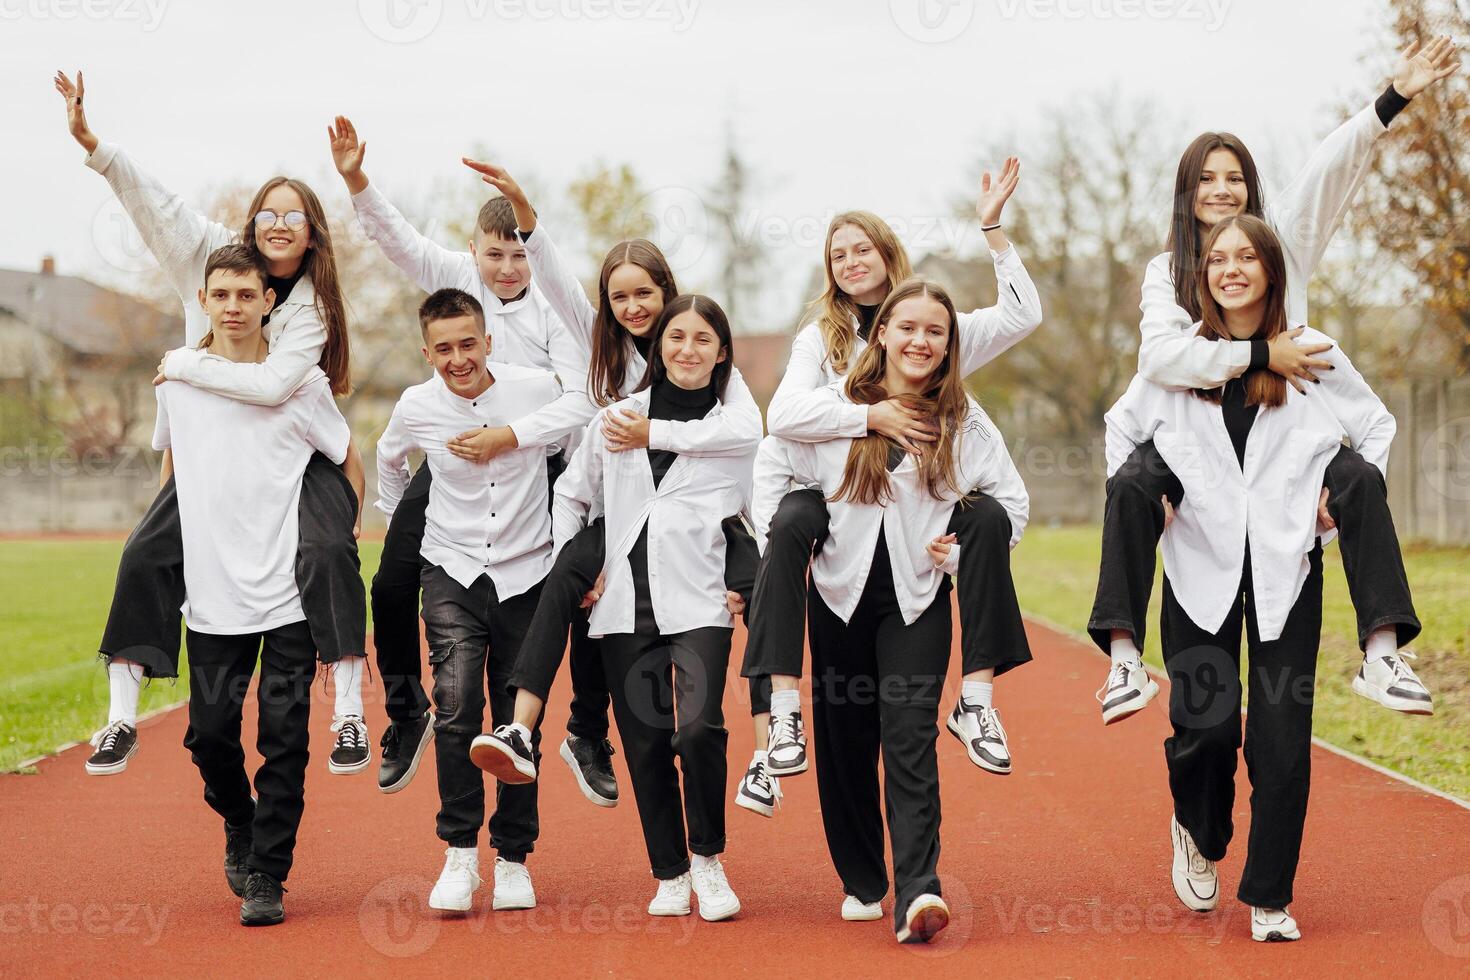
left=3, top=0, right=1425, bottom=328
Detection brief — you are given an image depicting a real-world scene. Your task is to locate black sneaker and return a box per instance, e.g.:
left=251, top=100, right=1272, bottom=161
left=377, top=712, right=433, bottom=795
left=734, top=754, right=780, bottom=818
left=240, top=872, right=286, bottom=927
left=224, top=816, right=254, bottom=898
left=767, top=710, right=808, bottom=776
left=85, top=721, right=138, bottom=776
left=469, top=724, right=537, bottom=784
left=329, top=714, right=370, bottom=775
left=560, top=735, right=618, bottom=808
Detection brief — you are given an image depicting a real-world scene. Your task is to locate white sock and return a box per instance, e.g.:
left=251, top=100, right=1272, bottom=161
left=1364, top=629, right=1397, bottom=664
left=1110, top=635, right=1142, bottom=667
left=962, top=680, right=993, bottom=710
left=332, top=656, right=365, bottom=719
left=751, top=748, right=768, bottom=764
left=107, top=660, right=143, bottom=727
left=508, top=722, right=532, bottom=742
left=691, top=853, right=720, bottom=871
left=769, top=689, right=801, bottom=717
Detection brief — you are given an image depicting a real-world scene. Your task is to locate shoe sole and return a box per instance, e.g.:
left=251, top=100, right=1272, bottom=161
left=896, top=903, right=949, bottom=943
left=842, top=905, right=883, bottom=922
left=492, top=895, right=536, bottom=911
left=429, top=885, right=480, bottom=913
left=470, top=738, right=536, bottom=784
left=648, top=904, right=691, bottom=917
left=379, top=720, right=435, bottom=795
left=1253, top=924, right=1301, bottom=942
left=734, top=791, right=775, bottom=819
left=240, top=911, right=285, bottom=927
left=696, top=897, right=741, bottom=922
left=1351, top=676, right=1433, bottom=715
left=945, top=714, right=1011, bottom=775
left=1102, top=678, right=1160, bottom=725
left=85, top=742, right=138, bottom=776
left=767, top=757, right=808, bottom=778
left=328, top=754, right=371, bottom=775
left=559, top=739, right=617, bottom=808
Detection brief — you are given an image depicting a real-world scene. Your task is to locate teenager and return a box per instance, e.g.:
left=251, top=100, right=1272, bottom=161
left=485, top=294, right=757, bottom=920
left=745, top=161, right=1040, bottom=793
left=55, top=72, right=371, bottom=776
left=328, top=117, right=599, bottom=794
left=1090, top=37, right=1458, bottom=723
left=162, top=245, right=361, bottom=927
left=1106, top=215, right=1402, bottom=942
left=376, top=289, right=563, bottom=913
left=756, top=277, right=1028, bottom=943
left=454, top=160, right=767, bottom=807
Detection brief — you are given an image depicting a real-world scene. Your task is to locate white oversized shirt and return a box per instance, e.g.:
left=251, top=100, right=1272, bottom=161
left=551, top=387, right=759, bottom=638
left=754, top=390, right=1029, bottom=626
left=1105, top=326, right=1394, bottom=640
left=152, top=370, right=350, bottom=634
left=376, top=364, right=562, bottom=596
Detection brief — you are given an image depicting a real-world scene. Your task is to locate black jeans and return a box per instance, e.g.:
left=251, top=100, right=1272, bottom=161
left=420, top=565, right=542, bottom=857
left=183, top=620, right=315, bottom=882
left=1089, top=441, right=1419, bottom=653
left=808, top=539, right=951, bottom=936
left=1162, top=544, right=1322, bottom=909
left=101, top=453, right=365, bottom=677
left=742, top=488, right=1027, bottom=681
left=602, top=626, right=732, bottom=879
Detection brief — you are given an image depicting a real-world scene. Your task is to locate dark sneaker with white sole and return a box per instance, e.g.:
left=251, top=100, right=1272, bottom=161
left=378, top=712, right=433, bottom=794
left=946, top=701, right=1011, bottom=774
left=1352, top=652, right=1433, bottom=715
left=224, top=817, right=253, bottom=897
left=240, top=872, right=286, bottom=927
left=328, top=714, right=370, bottom=774
left=734, top=754, right=781, bottom=818
left=1097, top=660, right=1159, bottom=725
left=560, top=735, right=618, bottom=807
left=470, top=725, right=537, bottom=784
left=766, top=710, right=807, bottom=776
left=85, top=721, right=138, bottom=776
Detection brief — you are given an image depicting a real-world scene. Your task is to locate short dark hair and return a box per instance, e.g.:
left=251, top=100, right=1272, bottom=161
left=203, top=243, right=268, bottom=290
left=418, top=288, right=485, bottom=339
left=476, top=196, right=527, bottom=241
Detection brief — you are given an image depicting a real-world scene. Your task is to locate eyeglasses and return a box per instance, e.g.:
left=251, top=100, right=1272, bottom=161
left=253, top=209, right=309, bottom=231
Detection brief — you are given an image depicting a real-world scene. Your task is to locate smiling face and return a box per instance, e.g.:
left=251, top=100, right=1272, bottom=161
left=199, top=268, right=273, bottom=343
left=1205, top=224, right=1268, bottom=331
left=829, top=223, right=889, bottom=307
left=607, top=263, right=665, bottom=336
left=253, top=184, right=313, bottom=272
left=659, top=309, right=728, bottom=390
left=471, top=231, right=531, bottom=301
left=1194, top=148, right=1248, bottom=230
left=878, top=294, right=951, bottom=391
left=422, top=313, right=492, bottom=398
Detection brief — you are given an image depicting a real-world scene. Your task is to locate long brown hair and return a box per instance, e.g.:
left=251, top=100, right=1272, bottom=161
left=589, top=239, right=679, bottom=406
left=241, top=177, right=352, bottom=396
left=1166, top=132, right=1264, bottom=320
left=834, top=277, right=971, bottom=504
left=633, top=294, right=734, bottom=400
left=803, top=211, right=913, bottom=377
left=1193, top=214, right=1288, bottom=408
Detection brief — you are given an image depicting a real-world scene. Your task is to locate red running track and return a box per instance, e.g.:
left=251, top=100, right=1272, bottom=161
left=3, top=610, right=1469, bottom=978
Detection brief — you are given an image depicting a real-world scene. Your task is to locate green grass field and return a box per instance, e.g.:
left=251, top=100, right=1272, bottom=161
left=3, top=533, right=1467, bottom=800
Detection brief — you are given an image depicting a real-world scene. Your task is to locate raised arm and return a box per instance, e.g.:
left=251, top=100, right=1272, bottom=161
left=162, top=308, right=328, bottom=407
left=1302, top=328, right=1396, bottom=476
left=506, top=310, right=597, bottom=451
left=648, top=367, right=764, bottom=457
left=954, top=156, right=1044, bottom=375
left=551, top=416, right=606, bottom=559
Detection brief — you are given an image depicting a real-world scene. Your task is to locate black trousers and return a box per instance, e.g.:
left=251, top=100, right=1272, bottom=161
left=1088, top=441, right=1419, bottom=653
left=808, top=540, right=951, bottom=935
left=101, top=453, right=365, bottom=677
left=183, top=620, right=315, bottom=882
left=742, top=488, right=1028, bottom=681
left=603, top=626, right=732, bottom=879
left=420, top=565, right=542, bottom=856
left=1162, top=545, right=1322, bottom=909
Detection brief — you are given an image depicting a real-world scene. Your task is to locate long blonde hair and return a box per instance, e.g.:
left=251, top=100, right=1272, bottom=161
left=834, top=277, right=970, bottom=504
left=803, top=211, right=913, bottom=378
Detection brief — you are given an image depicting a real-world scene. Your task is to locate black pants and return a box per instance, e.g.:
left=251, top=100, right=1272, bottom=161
left=101, top=453, right=365, bottom=677
left=742, top=487, right=1028, bottom=681
left=603, top=626, right=732, bottom=879
left=808, top=539, right=951, bottom=935
left=1162, top=545, right=1322, bottom=909
left=1089, top=441, right=1419, bottom=653
left=183, top=620, right=315, bottom=882
left=420, top=565, right=542, bottom=857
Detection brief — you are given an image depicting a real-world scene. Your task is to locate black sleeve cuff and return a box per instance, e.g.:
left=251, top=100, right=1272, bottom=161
left=1249, top=339, right=1270, bottom=372
left=1375, top=82, right=1410, bottom=128
left=516, top=228, right=534, bottom=243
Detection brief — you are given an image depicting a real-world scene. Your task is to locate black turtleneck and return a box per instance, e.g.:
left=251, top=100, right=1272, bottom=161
left=1222, top=375, right=1259, bottom=469
left=646, top=376, right=718, bottom=486
left=631, top=333, right=654, bottom=362
left=857, top=303, right=881, bottom=343
left=265, top=267, right=304, bottom=326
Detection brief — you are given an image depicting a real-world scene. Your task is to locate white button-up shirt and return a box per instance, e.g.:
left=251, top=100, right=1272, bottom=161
left=552, top=387, right=759, bottom=638
left=376, top=364, right=562, bottom=597
left=754, top=389, right=1029, bottom=626
left=1106, top=326, right=1394, bottom=640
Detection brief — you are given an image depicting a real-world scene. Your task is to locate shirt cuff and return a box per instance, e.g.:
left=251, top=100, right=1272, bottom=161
left=937, top=542, right=961, bottom=577
left=517, top=227, right=535, bottom=243
left=1375, top=82, right=1410, bottom=128
left=1248, top=339, right=1270, bottom=372
left=84, top=140, right=117, bottom=173
left=647, top=418, right=669, bottom=451
left=841, top=403, right=871, bottom=438
left=162, top=346, right=198, bottom=380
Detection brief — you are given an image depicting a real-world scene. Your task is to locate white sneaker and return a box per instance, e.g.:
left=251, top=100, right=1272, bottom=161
left=734, top=753, right=782, bottom=818
left=1097, top=660, right=1159, bottom=725
left=1251, top=905, right=1301, bottom=942
left=648, top=872, right=692, bottom=916
left=1169, top=814, right=1218, bottom=912
left=1352, top=652, right=1434, bottom=715
left=841, top=895, right=883, bottom=921
left=946, top=701, right=1011, bottom=774
left=691, top=856, right=741, bottom=921
left=428, top=847, right=481, bottom=912
left=895, top=893, right=949, bottom=944
left=766, top=710, right=808, bottom=776
left=492, top=856, right=535, bottom=910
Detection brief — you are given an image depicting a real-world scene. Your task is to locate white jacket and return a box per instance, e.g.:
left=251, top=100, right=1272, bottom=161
left=754, top=389, right=1028, bottom=626
left=1105, top=326, right=1394, bottom=640
left=552, top=387, right=759, bottom=638
left=1137, top=101, right=1389, bottom=391
left=85, top=142, right=329, bottom=407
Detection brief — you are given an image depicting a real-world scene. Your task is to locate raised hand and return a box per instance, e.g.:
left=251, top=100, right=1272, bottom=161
left=976, top=156, right=1021, bottom=227
left=1392, top=35, right=1461, bottom=99
left=53, top=70, right=98, bottom=154
left=328, top=116, right=368, bottom=193
left=462, top=158, right=536, bottom=232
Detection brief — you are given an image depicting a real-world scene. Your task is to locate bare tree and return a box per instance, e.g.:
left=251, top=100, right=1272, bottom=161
left=706, top=119, right=767, bottom=326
